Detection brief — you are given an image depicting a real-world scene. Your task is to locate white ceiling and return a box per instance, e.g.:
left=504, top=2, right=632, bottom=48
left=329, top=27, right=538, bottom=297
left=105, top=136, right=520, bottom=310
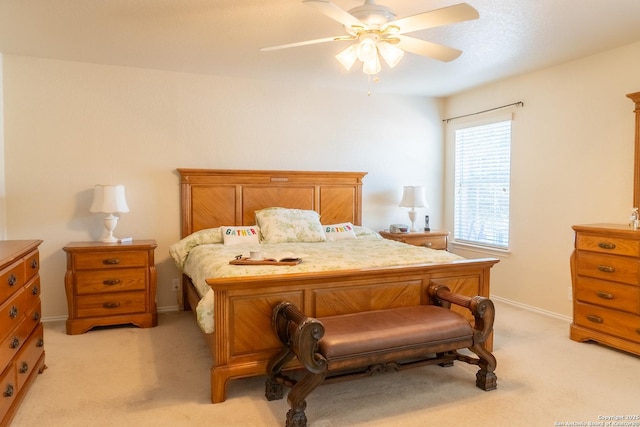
left=1, top=0, right=640, bottom=96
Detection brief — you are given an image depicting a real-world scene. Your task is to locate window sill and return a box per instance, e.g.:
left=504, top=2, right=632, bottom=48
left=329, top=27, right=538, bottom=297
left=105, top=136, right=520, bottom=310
left=450, top=241, right=511, bottom=257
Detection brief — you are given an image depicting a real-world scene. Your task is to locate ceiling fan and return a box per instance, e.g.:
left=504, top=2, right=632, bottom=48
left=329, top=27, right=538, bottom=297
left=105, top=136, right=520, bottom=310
left=261, top=0, right=479, bottom=76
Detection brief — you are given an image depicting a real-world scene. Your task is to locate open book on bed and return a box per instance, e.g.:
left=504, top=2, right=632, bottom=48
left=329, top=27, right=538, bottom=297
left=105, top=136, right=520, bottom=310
left=230, top=251, right=304, bottom=265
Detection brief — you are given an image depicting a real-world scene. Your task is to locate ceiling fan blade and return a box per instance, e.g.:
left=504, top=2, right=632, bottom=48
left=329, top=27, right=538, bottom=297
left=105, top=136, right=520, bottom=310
left=303, top=0, right=364, bottom=29
left=388, top=3, right=479, bottom=35
left=396, top=35, right=462, bottom=62
left=260, top=36, right=351, bottom=52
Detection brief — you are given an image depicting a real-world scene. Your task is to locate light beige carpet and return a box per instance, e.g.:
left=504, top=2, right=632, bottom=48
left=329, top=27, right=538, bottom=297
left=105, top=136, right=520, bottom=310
left=9, top=301, right=640, bottom=427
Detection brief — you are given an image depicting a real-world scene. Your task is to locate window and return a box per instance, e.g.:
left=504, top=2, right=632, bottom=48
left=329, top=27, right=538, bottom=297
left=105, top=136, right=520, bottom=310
left=454, top=119, right=511, bottom=249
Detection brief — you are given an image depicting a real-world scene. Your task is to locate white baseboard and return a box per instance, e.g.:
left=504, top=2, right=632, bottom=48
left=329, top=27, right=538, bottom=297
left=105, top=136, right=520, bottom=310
left=491, top=294, right=572, bottom=323
left=42, top=304, right=182, bottom=323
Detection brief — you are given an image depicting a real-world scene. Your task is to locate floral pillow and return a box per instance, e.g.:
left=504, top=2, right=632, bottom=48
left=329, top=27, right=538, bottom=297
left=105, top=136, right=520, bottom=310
left=324, top=222, right=357, bottom=241
left=255, top=207, right=326, bottom=243
left=220, top=225, right=261, bottom=245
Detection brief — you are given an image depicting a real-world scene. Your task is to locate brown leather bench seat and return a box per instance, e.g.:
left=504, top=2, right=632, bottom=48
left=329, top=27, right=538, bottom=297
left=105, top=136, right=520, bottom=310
left=265, top=284, right=497, bottom=427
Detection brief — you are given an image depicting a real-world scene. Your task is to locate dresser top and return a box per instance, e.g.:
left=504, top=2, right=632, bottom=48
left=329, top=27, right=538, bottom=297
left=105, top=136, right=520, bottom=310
left=573, top=223, right=640, bottom=235
left=0, top=240, right=43, bottom=269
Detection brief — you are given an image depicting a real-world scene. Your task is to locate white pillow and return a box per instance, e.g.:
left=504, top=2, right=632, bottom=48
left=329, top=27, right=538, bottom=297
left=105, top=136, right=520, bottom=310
left=220, top=225, right=261, bottom=246
left=324, top=222, right=357, bottom=241
left=255, top=207, right=326, bottom=243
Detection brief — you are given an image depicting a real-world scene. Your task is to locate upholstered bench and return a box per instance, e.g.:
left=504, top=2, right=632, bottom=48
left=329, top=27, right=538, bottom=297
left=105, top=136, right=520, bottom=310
left=265, top=284, right=497, bottom=427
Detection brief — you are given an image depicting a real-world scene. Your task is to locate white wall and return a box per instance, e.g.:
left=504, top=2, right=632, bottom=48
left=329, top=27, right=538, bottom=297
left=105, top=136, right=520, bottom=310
left=444, top=41, right=640, bottom=317
left=1, top=56, right=444, bottom=320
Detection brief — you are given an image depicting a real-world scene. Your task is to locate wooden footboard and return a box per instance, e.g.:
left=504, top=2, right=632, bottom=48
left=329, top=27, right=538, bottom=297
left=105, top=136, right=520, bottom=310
left=202, top=258, right=498, bottom=403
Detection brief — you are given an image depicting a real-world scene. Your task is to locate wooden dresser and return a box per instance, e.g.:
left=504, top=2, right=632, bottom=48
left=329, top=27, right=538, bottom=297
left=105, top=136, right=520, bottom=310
left=570, top=224, right=640, bottom=356
left=0, top=240, right=45, bottom=427
left=63, top=240, right=157, bottom=335
left=379, top=230, right=449, bottom=250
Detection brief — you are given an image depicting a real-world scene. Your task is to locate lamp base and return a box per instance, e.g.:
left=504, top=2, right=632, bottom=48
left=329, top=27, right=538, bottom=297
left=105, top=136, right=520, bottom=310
left=102, top=214, right=120, bottom=243
left=407, top=209, right=418, bottom=232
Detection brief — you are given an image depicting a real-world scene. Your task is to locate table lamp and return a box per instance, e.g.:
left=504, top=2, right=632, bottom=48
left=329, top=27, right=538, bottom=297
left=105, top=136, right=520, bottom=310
left=90, top=184, right=129, bottom=243
left=399, top=186, right=427, bottom=232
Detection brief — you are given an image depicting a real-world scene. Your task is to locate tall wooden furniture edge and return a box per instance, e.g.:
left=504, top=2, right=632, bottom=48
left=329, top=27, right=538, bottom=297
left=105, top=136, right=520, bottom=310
left=568, top=92, right=640, bottom=356
left=628, top=91, right=640, bottom=209
left=0, top=240, right=46, bottom=427
left=176, top=169, right=499, bottom=404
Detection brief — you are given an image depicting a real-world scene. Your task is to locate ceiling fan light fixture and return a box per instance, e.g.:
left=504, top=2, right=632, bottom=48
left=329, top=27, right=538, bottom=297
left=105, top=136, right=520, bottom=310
left=362, top=52, right=381, bottom=75
left=336, top=44, right=358, bottom=71
left=377, top=41, right=404, bottom=68
left=356, top=37, right=378, bottom=63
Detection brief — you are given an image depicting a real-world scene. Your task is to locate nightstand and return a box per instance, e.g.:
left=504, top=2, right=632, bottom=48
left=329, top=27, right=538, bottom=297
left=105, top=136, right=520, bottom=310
left=379, top=230, right=449, bottom=250
left=63, top=240, right=157, bottom=335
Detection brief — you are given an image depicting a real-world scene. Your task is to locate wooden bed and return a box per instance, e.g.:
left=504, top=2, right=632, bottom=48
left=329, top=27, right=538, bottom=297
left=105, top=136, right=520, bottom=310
left=176, top=169, right=499, bottom=403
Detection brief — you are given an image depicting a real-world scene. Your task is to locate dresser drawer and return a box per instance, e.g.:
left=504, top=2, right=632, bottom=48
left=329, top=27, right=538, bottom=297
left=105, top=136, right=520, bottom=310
left=0, top=288, right=26, bottom=342
left=574, top=302, right=640, bottom=344
left=75, top=268, right=147, bottom=295
left=575, top=252, right=639, bottom=285
left=75, top=291, right=147, bottom=318
left=0, top=318, right=32, bottom=371
left=15, top=323, right=44, bottom=390
left=0, top=363, right=16, bottom=420
left=0, top=259, right=25, bottom=304
left=23, top=250, right=40, bottom=283
left=574, top=277, right=640, bottom=314
left=576, top=234, right=640, bottom=257
left=73, top=251, right=149, bottom=270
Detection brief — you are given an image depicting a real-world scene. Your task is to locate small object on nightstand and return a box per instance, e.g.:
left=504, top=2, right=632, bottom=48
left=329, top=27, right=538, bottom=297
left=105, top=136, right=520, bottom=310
left=379, top=230, right=449, bottom=250
left=424, top=215, right=430, bottom=231
left=63, top=239, right=158, bottom=334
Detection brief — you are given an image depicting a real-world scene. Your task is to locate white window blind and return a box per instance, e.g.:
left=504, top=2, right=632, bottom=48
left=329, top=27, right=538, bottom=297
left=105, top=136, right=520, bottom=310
left=454, top=119, right=511, bottom=249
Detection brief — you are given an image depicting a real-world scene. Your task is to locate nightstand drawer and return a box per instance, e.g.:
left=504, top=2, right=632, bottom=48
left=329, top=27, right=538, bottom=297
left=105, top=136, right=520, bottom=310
left=574, top=302, right=640, bottom=344
left=574, top=277, right=639, bottom=313
left=576, top=234, right=640, bottom=257
left=575, top=252, right=639, bottom=285
left=73, top=251, right=149, bottom=270
left=75, top=291, right=147, bottom=318
left=75, top=268, right=147, bottom=294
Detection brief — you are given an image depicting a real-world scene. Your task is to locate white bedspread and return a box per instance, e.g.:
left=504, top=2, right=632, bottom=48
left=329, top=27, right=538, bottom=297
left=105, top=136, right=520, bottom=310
left=170, top=227, right=463, bottom=333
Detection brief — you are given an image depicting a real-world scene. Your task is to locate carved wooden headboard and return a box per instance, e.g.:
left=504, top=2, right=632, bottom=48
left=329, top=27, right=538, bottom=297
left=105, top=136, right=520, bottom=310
left=177, top=169, right=367, bottom=238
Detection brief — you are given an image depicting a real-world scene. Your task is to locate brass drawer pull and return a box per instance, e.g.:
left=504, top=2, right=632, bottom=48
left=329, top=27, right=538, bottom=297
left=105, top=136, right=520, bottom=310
left=423, top=242, right=433, bottom=247
left=32, top=285, right=40, bottom=295
left=597, top=242, right=616, bottom=250
left=37, top=338, right=44, bottom=348
left=10, top=337, right=20, bottom=349
left=586, top=314, right=603, bottom=324
left=32, top=311, right=41, bottom=322
left=19, top=362, right=29, bottom=374
left=103, top=279, right=121, bottom=286
left=7, top=274, right=17, bottom=287
left=597, top=265, right=615, bottom=273
left=30, top=259, right=38, bottom=269
left=596, top=291, right=614, bottom=300
left=103, top=302, right=121, bottom=309
left=102, top=258, right=120, bottom=265
left=9, top=306, right=18, bottom=319
left=4, top=384, right=14, bottom=398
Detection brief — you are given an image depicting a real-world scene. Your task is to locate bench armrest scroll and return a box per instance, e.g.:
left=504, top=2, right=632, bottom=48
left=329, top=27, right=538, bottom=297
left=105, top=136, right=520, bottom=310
left=428, top=284, right=495, bottom=344
left=272, top=301, right=327, bottom=374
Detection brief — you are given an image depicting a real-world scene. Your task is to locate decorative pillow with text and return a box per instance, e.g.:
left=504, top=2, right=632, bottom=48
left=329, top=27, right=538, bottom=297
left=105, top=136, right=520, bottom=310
left=323, top=222, right=357, bottom=241
left=220, top=226, right=261, bottom=246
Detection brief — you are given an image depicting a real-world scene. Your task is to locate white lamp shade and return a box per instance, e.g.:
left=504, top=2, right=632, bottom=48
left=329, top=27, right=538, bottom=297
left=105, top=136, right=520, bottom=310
left=90, top=185, right=130, bottom=214
left=399, top=186, right=427, bottom=208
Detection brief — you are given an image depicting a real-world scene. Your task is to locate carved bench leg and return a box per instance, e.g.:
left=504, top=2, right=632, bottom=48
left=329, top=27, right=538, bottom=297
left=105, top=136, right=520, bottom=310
left=470, top=344, right=497, bottom=391
left=286, top=370, right=326, bottom=427
left=265, top=346, right=295, bottom=401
